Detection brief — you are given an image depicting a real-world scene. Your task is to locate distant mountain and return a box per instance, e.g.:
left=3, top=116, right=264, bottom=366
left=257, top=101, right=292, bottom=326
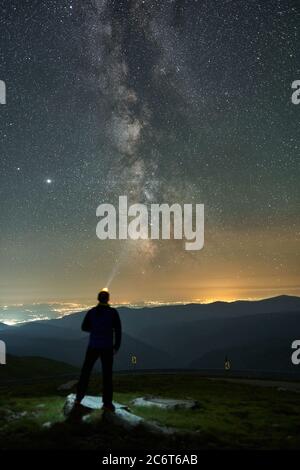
left=0, top=322, right=10, bottom=331
left=137, top=311, right=300, bottom=366
left=9, top=321, right=86, bottom=340
left=118, top=295, right=300, bottom=338
left=189, top=337, right=298, bottom=373
left=43, top=295, right=300, bottom=336
left=1, top=296, right=300, bottom=375
left=1, top=333, right=87, bottom=367
left=1, top=326, right=172, bottom=369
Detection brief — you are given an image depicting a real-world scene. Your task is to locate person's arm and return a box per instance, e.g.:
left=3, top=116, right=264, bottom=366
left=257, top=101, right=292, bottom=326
left=113, top=309, right=122, bottom=352
left=81, top=310, right=92, bottom=332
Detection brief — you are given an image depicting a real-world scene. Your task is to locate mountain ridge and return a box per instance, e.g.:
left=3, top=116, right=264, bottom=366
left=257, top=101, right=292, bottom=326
left=1, top=295, right=299, bottom=374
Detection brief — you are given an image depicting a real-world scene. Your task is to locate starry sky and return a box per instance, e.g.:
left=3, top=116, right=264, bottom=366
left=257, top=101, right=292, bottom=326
left=0, top=0, right=299, bottom=306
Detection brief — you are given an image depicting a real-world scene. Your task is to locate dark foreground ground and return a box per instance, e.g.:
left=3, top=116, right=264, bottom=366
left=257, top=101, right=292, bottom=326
left=0, top=373, right=300, bottom=451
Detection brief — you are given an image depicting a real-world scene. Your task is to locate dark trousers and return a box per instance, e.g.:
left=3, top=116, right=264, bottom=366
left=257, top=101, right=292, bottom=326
left=76, top=347, right=114, bottom=405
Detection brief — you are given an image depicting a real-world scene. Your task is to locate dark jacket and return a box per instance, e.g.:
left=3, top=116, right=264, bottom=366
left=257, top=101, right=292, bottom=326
left=81, top=303, right=122, bottom=350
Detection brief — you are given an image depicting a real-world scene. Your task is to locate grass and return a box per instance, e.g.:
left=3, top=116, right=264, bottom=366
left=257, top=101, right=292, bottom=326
left=0, top=373, right=300, bottom=450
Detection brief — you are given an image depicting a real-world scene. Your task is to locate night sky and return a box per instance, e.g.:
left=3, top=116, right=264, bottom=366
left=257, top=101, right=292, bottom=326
left=0, top=0, right=299, bottom=305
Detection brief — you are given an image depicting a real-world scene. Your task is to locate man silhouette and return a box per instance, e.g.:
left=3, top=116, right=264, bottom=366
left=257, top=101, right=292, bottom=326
left=75, top=289, right=122, bottom=412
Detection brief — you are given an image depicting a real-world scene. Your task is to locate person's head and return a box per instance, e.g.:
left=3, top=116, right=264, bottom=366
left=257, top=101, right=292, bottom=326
left=97, top=289, right=110, bottom=304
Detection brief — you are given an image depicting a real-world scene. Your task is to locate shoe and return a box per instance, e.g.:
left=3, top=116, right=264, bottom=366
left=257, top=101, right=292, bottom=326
left=102, top=403, right=116, bottom=412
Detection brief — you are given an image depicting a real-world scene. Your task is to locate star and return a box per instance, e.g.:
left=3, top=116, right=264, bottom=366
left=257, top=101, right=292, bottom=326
left=45, top=178, right=53, bottom=184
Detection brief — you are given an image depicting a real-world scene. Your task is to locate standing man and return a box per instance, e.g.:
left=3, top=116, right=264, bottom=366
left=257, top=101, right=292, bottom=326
left=75, top=289, right=122, bottom=412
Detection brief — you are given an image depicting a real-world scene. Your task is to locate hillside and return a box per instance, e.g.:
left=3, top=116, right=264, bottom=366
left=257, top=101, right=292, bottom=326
left=0, top=329, right=172, bottom=369
left=137, top=310, right=300, bottom=366
left=46, top=295, right=300, bottom=336
left=1, top=296, right=300, bottom=374
left=0, top=355, right=78, bottom=382
left=190, top=338, right=297, bottom=372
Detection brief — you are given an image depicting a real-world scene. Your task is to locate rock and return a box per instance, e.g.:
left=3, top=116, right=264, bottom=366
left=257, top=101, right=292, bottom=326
left=103, top=407, right=144, bottom=429
left=103, top=406, right=176, bottom=435
left=63, top=394, right=79, bottom=416
left=42, top=421, right=52, bottom=429
left=63, top=394, right=124, bottom=417
left=131, top=397, right=199, bottom=410
left=63, top=394, right=176, bottom=435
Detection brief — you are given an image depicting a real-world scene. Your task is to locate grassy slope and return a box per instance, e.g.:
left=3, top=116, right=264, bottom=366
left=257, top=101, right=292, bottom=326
left=1, top=373, right=300, bottom=450
left=0, top=354, right=79, bottom=381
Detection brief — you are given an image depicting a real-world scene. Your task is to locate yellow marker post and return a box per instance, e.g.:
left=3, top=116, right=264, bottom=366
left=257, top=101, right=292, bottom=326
left=131, top=355, right=137, bottom=365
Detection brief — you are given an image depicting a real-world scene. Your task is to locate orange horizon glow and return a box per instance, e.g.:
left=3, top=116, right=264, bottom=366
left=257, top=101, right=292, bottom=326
left=1, top=289, right=300, bottom=310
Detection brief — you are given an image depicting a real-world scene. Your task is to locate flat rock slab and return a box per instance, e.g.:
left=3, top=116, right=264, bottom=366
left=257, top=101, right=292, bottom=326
left=63, top=393, right=124, bottom=415
left=132, top=397, right=199, bottom=410
left=63, top=394, right=175, bottom=434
